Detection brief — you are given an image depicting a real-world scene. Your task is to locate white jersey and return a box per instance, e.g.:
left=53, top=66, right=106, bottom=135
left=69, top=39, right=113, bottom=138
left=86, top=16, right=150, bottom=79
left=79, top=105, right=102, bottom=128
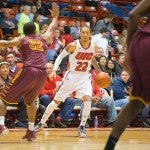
left=54, top=40, right=96, bottom=102
left=69, top=39, right=96, bottom=73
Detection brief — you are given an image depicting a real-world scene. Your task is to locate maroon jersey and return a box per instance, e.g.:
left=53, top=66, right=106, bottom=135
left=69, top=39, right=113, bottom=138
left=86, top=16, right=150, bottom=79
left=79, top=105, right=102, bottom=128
left=20, top=36, right=48, bottom=68
left=128, top=19, right=150, bottom=105
left=0, top=35, right=48, bottom=105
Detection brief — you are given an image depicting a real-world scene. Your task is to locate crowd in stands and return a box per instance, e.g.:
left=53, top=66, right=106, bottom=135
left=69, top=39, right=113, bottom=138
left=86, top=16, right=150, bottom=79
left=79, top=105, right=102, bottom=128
left=0, top=0, right=149, bottom=128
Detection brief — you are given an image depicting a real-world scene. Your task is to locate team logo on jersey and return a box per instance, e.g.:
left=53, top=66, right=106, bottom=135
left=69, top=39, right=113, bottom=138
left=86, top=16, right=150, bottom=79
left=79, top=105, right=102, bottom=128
left=28, top=39, right=44, bottom=51
left=75, top=52, right=93, bottom=60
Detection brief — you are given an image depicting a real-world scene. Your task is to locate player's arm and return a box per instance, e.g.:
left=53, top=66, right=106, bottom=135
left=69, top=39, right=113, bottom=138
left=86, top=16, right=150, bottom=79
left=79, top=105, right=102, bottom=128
left=53, top=41, right=76, bottom=71
left=92, top=45, right=101, bottom=73
left=0, top=37, right=22, bottom=49
left=42, top=3, right=59, bottom=43
left=127, top=0, right=150, bottom=46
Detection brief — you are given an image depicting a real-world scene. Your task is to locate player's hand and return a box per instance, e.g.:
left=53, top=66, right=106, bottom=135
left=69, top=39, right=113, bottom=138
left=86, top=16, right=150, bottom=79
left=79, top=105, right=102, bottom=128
left=49, top=3, right=59, bottom=18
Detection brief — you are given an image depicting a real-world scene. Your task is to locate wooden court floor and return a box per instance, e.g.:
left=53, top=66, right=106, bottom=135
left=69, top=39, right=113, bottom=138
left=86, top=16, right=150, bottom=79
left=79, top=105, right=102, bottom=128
left=0, top=128, right=150, bottom=150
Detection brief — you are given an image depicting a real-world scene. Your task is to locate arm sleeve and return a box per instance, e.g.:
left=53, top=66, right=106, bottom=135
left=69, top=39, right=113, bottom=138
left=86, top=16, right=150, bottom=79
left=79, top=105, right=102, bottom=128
left=53, top=49, right=70, bottom=71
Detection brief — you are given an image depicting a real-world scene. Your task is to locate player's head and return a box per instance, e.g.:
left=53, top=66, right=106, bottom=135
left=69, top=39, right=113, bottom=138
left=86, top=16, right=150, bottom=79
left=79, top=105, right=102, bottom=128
left=23, top=22, right=36, bottom=36
left=79, top=26, right=91, bottom=42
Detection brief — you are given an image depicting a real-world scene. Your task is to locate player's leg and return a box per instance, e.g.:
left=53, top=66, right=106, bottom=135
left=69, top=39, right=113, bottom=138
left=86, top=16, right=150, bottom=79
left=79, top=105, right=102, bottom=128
left=104, top=100, right=145, bottom=150
left=34, top=87, right=71, bottom=131
left=0, top=99, right=9, bottom=136
left=78, top=95, right=92, bottom=138
left=22, top=96, right=39, bottom=141
left=35, top=100, right=61, bottom=130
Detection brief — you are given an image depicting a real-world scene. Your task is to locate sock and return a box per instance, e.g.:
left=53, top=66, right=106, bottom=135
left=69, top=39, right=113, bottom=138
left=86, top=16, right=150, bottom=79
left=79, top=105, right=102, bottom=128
left=41, top=101, right=58, bottom=124
left=0, top=116, right=5, bottom=125
left=104, top=135, right=118, bottom=150
left=28, top=122, right=34, bottom=131
left=80, top=101, right=91, bottom=127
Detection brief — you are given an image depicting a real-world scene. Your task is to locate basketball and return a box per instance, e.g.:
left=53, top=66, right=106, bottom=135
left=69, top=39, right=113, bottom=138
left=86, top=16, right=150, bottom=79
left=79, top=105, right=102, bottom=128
left=94, top=72, right=110, bottom=88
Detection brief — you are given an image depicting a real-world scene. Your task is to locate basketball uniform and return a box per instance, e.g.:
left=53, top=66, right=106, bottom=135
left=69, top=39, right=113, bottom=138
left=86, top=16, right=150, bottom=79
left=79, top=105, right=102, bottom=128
left=54, top=39, right=96, bottom=102
left=128, top=18, right=150, bottom=105
left=0, top=36, right=48, bottom=106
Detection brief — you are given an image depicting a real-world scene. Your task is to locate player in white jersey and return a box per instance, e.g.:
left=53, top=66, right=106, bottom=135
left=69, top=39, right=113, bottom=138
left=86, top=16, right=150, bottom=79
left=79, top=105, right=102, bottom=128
left=34, top=26, right=101, bottom=138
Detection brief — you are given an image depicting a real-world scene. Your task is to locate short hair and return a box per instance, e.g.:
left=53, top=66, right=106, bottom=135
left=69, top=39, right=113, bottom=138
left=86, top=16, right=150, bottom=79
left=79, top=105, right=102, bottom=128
left=80, top=26, right=91, bottom=32
left=100, top=28, right=109, bottom=33
left=64, top=26, right=71, bottom=34
left=0, top=61, right=10, bottom=67
left=23, top=22, right=36, bottom=35
left=105, top=13, right=114, bottom=18
left=6, top=51, right=15, bottom=56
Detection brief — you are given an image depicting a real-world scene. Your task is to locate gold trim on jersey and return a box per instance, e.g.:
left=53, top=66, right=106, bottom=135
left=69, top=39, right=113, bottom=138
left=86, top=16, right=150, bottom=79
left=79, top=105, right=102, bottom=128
left=0, top=96, right=18, bottom=105
left=10, top=69, right=22, bottom=84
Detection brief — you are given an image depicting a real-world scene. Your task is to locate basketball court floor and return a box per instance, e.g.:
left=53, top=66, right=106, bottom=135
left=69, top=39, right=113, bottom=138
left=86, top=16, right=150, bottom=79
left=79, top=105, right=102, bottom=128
left=0, top=127, right=150, bottom=150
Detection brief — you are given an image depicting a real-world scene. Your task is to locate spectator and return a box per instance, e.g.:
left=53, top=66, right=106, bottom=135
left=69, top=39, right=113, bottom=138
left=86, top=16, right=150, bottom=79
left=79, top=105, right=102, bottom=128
left=106, top=59, right=120, bottom=85
left=112, top=70, right=130, bottom=108
left=94, top=13, right=117, bottom=48
left=98, top=55, right=108, bottom=72
left=0, top=61, right=10, bottom=89
left=92, top=28, right=110, bottom=58
left=5, top=51, right=21, bottom=78
left=15, top=5, right=24, bottom=22
left=94, top=13, right=114, bottom=35
left=115, top=53, right=126, bottom=76
left=95, top=47, right=103, bottom=62
left=46, top=28, right=65, bottom=62
left=0, top=9, right=4, bottom=18
left=36, top=0, right=51, bottom=16
left=0, top=9, right=18, bottom=36
left=70, top=19, right=81, bottom=40
left=40, top=22, right=49, bottom=34
left=90, top=16, right=98, bottom=35
left=32, top=13, right=41, bottom=34
left=117, top=28, right=127, bottom=53
left=0, top=0, right=13, bottom=8
left=18, top=5, right=31, bottom=37
left=28, top=5, right=37, bottom=21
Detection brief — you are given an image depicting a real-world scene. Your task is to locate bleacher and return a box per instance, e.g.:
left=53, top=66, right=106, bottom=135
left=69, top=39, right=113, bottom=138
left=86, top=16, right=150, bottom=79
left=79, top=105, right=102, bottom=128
left=6, top=105, right=146, bottom=128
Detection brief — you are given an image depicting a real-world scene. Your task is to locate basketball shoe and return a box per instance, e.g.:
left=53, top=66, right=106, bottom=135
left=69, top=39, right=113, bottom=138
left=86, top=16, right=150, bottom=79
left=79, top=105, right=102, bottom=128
left=0, top=125, right=9, bottom=136
left=78, top=125, right=87, bottom=138
left=22, top=129, right=36, bottom=141
left=34, top=122, right=44, bottom=132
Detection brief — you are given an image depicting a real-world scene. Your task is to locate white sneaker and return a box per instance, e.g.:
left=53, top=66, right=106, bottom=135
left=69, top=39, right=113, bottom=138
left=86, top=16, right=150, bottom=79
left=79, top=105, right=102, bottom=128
left=78, top=126, right=87, bottom=138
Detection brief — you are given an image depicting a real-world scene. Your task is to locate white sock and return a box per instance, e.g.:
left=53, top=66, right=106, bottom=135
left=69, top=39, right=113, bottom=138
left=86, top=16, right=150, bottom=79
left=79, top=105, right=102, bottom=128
left=41, top=101, right=58, bottom=124
left=80, top=101, right=91, bottom=127
left=28, top=122, right=34, bottom=131
left=0, top=116, right=5, bottom=125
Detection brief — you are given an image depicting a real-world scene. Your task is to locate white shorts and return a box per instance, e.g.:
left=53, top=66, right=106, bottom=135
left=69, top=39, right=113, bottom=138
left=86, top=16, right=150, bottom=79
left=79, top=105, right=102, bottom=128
left=54, top=71, right=92, bottom=102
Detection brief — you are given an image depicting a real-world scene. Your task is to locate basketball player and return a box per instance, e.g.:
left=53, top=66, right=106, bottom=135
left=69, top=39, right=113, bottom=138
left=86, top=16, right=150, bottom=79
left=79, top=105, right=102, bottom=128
left=34, top=26, right=101, bottom=138
left=104, top=0, right=150, bottom=149
left=0, top=3, right=59, bottom=141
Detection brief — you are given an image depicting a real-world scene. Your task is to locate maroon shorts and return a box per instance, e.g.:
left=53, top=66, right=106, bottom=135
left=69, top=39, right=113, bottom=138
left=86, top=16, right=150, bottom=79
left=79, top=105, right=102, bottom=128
left=0, top=66, right=46, bottom=106
left=128, top=21, right=150, bottom=105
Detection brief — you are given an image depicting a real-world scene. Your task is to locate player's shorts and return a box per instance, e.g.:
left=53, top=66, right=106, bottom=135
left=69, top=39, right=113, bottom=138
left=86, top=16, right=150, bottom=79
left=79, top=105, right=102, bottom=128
left=54, top=70, right=92, bottom=102
left=0, top=66, right=46, bottom=106
left=128, top=21, right=150, bottom=106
